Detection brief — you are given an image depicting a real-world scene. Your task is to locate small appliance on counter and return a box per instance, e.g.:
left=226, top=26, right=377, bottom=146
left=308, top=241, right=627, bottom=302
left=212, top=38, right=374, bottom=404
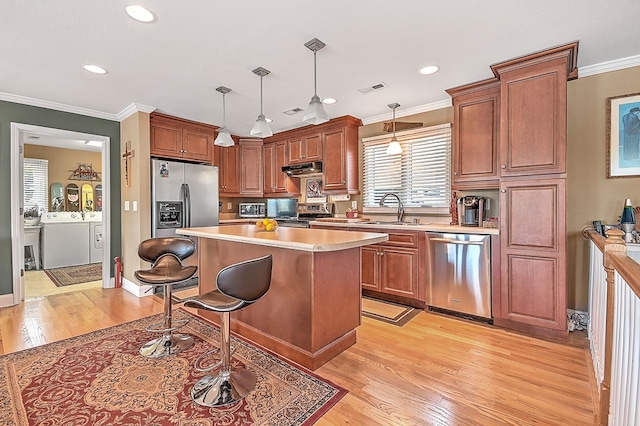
left=266, top=199, right=334, bottom=228
left=457, top=196, right=486, bottom=227
left=239, top=202, right=266, bottom=218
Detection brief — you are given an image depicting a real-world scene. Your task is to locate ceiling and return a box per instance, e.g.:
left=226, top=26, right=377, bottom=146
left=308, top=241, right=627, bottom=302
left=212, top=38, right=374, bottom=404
left=3, top=1, right=640, bottom=138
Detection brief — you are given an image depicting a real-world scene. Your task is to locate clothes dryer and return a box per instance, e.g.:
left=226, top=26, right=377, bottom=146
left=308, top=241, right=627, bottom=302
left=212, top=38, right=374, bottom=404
left=41, top=211, right=89, bottom=269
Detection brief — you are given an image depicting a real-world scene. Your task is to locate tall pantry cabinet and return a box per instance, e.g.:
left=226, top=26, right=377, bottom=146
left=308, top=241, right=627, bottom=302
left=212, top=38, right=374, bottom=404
left=491, top=42, right=578, bottom=334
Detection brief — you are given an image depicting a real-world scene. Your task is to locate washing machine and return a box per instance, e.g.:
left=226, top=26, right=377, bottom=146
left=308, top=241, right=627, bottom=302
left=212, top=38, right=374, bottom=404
left=41, top=211, right=90, bottom=269
left=86, top=211, right=103, bottom=264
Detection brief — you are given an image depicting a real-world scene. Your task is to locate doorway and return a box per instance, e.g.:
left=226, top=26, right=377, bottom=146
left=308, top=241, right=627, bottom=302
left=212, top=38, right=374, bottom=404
left=10, top=123, right=111, bottom=304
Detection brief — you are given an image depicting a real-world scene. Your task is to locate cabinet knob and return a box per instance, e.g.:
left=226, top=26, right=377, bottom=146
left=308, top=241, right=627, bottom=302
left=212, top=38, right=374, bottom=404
left=501, top=165, right=506, bottom=169
left=454, top=172, right=458, bottom=176
left=501, top=189, right=506, bottom=193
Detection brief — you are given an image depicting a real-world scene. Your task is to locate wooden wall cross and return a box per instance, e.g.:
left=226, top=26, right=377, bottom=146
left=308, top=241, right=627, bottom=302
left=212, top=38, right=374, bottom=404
left=122, top=140, right=135, bottom=187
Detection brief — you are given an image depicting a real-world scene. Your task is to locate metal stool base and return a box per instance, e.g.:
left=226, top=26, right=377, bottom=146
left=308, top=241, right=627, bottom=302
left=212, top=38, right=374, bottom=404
left=191, top=367, right=256, bottom=407
left=139, top=333, right=194, bottom=358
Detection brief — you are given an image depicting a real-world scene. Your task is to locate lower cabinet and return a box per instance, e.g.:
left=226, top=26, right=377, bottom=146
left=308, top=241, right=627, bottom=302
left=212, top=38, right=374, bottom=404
left=361, top=244, right=419, bottom=299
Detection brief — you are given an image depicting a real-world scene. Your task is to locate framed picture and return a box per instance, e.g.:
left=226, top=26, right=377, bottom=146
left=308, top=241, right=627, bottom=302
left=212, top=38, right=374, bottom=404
left=607, top=92, right=640, bottom=178
left=305, top=179, right=325, bottom=202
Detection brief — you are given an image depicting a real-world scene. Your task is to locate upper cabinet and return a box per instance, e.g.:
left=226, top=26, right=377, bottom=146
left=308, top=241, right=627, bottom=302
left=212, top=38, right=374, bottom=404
left=288, top=132, right=322, bottom=164
left=321, top=117, right=361, bottom=194
left=446, top=79, right=500, bottom=189
left=214, top=140, right=240, bottom=195
left=491, top=43, right=578, bottom=177
left=238, top=139, right=264, bottom=196
left=150, top=112, right=215, bottom=164
left=264, top=138, right=300, bottom=197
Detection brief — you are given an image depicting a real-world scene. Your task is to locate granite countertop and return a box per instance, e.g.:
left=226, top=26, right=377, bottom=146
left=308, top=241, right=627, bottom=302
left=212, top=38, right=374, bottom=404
left=310, top=219, right=499, bottom=235
left=177, top=224, right=388, bottom=252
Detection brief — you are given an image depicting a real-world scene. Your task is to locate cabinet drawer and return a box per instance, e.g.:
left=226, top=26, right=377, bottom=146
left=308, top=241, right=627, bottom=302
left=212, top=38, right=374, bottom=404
left=350, top=227, right=419, bottom=248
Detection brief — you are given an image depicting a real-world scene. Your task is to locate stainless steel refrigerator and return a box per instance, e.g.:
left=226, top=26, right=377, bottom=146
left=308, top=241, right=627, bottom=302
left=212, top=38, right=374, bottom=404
left=151, top=159, right=219, bottom=238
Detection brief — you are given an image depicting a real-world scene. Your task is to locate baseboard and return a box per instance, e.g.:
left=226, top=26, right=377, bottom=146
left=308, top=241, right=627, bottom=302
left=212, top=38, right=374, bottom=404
left=121, top=277, right=153, bottom=298
left=0, top=293, right=16, bottom=308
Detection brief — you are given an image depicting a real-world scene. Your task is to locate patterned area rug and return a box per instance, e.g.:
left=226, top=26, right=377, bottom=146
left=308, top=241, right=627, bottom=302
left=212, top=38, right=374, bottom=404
left=44, top=263, right=102, bottom=287
left=362, top=296, right=421, bottom=327
left=0, top=309, right=346, bottom=425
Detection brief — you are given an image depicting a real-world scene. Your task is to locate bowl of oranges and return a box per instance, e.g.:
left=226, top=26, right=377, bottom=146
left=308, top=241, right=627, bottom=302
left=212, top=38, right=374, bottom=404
left=256, top=218, right=278, bottom=232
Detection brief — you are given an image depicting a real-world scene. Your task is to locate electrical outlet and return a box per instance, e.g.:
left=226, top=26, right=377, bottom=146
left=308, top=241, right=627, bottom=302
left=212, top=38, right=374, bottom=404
left=133, top=201, right=138, bottom=211
left=124, top=201, right=130, bottom=211
left=227, top=202, right=232, bottom=210
left=351, top=201, right=358, bottom=209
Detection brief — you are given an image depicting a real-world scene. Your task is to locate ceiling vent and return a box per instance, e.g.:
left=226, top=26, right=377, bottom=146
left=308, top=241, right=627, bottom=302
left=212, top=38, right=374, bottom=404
left=358, top=82, right=387, bottom=94
left=283, top=107, right=304, bottom=115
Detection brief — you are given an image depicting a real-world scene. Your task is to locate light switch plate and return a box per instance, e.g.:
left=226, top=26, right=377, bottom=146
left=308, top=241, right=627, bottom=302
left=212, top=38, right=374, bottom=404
left=227, top=202, right=232, bottom=210
left=133, top=201, right=138, bottom=211
left=124, top=201, right=130, bottom=211
left=351, top=201, right=358, bottom=209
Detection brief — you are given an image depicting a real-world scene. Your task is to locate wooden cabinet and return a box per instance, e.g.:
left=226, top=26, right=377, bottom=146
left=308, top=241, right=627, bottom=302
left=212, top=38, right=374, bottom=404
left=288, top=132, right=322, bottom=164
left=351, top=227, right=422, bottom=301
left=489, top=42, right=578, bottom=335
left=446, top=79, right=500, bottom=189
left=150, top=112, right=215, bottom=164
left=321, top=117, right=361, bottom=194
left=497, top=178, right=566, bottom=331
left=239, top=139, right=263, bottom=196
left=491, top=44, right=577, bottom=177
left=263, top=139, right=300, bottom=196
left=215, top=142, right=239, bottom=195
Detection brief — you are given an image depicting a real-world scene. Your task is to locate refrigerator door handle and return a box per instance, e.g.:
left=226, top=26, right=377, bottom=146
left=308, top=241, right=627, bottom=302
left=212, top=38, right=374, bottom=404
left=184, top=183, right=191, bottom=227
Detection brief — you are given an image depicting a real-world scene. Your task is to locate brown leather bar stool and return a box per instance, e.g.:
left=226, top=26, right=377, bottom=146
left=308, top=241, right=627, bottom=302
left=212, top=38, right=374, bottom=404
left=135, top=237, right=197, bottom=358
left=184, top=254, right=272, bottom=407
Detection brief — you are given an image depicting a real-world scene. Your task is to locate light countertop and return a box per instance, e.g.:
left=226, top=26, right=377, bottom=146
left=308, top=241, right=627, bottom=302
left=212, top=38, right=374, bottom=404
left=177, top=224, right=388, bottom=252
left=309, top=220, right=499, bottom=235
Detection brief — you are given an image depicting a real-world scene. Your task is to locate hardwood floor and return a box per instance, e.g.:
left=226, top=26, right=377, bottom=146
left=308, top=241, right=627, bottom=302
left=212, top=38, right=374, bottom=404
left=0, top=288, right=596, bottom=425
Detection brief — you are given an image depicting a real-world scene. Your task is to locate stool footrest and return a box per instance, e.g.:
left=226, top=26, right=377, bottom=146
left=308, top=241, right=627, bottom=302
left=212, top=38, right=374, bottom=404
left=194, top=344, right=236, bottom=372
left=145, top=317, right=189, bottom=334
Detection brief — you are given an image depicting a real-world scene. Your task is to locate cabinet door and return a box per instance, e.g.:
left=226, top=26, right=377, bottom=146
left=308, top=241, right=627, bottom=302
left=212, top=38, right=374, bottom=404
left=182, top=126, right=213, bottom=163
left=150, top=121, right=183, bottom=160
left=379, top=246, right=419, bottom=299
left=218, top=145, right=240, bottom=194
left=499, top=178, right=566, bottom=330
left=360, top=245, right=380, bottom=291
left=239, top=141, right=263, bottom=196
left=322, top=127, right=347, bottom=191
left=498, top=57, right=568, bottom=176
left=451, top=82, right=500, bottom=187
left=288, top=137, right=303, bottom=164
left=263, top=143, right=276, bottom=193
left=303, top=133, right=323, bottom=162
left=274, top=140, right=289, bottom=192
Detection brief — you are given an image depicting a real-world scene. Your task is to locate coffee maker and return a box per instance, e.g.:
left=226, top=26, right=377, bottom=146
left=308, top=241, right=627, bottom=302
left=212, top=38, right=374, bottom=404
left=457, top=196, right=486, bottom=227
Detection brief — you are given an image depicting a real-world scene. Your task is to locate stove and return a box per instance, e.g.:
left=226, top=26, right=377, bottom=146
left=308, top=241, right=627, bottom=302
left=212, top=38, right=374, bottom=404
left=275, top=203, right=334, bottom=228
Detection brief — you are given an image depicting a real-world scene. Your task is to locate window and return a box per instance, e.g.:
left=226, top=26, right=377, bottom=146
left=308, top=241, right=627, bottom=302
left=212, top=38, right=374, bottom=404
left=362, top=123, right=451, bottom=212
left=23, top=158, right=49, bottom=213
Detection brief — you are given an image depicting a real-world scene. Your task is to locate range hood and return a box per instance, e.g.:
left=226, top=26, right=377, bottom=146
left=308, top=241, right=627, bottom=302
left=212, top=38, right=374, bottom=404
left=281, top=161, right=322, bottom=176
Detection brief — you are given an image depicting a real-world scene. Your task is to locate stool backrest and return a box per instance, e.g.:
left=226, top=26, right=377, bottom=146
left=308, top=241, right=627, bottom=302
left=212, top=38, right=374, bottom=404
left=138, top=237, right=195, bottom=263
left=217, top=255, right=273, bottom=303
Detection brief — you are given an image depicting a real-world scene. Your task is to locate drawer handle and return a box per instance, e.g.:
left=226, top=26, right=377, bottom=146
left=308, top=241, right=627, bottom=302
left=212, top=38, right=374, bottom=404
left=430, top=238, right=484, bottom=246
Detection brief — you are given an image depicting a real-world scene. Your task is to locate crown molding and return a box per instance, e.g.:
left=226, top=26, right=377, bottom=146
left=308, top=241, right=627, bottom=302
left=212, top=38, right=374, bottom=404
left=361, top=99, right=452, bottom=126
left=0, top=91, right=119, bottom=121
left=117, top=103, right=156, bottom=121
left=578, top=54, right=640, bottom=78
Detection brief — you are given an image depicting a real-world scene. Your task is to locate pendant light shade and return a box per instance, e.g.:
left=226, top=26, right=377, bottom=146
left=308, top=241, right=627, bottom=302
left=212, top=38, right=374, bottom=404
left=303, top=38, right=329, bottom=125
left=386, top=103, right=403, bottom=155
left=250, top=67, right=273, bottom=138
left=214, top=86, right=235, bottom=147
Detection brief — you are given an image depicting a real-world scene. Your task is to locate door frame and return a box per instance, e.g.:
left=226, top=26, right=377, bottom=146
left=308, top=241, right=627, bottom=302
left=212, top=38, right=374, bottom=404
left=10, top=123, right=112, bottom=305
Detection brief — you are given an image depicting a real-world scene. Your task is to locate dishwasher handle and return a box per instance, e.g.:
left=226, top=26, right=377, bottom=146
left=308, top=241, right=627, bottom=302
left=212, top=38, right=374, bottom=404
left=429, top=237, right=485, bottom=246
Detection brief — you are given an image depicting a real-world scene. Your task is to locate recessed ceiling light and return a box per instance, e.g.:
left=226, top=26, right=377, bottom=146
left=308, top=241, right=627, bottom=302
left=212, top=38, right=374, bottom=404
left=419, top=65, right=439, bottom=75
left=83, top=64, right=108, bottom=74
left=125, top=5, right=155, bottom=23
left=322, top=98, right=337, bottom=105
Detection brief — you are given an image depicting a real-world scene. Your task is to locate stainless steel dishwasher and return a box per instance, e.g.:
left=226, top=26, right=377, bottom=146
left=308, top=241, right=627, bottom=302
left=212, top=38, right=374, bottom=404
left=425, top=232, right=491, bottom=320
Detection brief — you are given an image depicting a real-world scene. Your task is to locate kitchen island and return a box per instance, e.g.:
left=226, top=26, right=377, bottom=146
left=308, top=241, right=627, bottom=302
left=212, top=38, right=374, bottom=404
left=177, top=225, right=388, bottom=370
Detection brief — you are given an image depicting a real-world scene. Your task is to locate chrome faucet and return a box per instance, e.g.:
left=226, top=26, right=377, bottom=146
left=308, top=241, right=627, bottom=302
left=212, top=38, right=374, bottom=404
left=379, top=193, right=405, bottom=223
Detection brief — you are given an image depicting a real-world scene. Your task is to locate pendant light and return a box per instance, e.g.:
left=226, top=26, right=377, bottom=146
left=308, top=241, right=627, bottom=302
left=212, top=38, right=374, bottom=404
left=214, top=86, right=235, bottom=147
left=386, top=103, right=403, bottom=155
left=250, top=67, right=273, bottom=138
left=303, top=38, right=329, bottom=125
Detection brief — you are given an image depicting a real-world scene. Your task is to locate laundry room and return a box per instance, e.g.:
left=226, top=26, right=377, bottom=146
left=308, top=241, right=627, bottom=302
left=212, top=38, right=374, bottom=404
left=23, top=139, right=103, bottom=298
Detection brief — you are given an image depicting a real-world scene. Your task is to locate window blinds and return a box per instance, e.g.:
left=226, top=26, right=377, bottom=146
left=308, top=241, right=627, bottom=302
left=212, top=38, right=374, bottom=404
left=362, top=123, right=451, bottom=209
left=23, top=158, right=49, bottom=213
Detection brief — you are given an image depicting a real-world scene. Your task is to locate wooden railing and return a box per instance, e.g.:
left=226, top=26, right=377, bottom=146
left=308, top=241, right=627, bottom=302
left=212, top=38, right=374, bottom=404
left=585, top=228, right=640, bottom=425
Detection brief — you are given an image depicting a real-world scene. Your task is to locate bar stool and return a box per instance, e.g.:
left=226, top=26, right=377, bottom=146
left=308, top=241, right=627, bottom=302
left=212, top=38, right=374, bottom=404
left=184, top=254, right=272, bottom=407
left=135, top=237, right=197, bottom=358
